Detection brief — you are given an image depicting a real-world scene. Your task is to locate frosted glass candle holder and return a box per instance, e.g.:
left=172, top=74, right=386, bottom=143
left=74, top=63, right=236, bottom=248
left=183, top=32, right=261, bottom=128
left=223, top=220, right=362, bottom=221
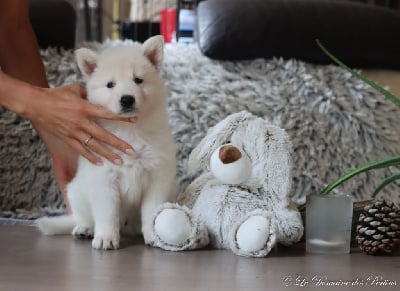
left=306, top=194, right=353, bottom=254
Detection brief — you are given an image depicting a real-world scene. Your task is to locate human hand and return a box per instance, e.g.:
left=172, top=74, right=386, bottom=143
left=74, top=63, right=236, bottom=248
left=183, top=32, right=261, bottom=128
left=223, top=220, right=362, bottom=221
left=27, top=83, right=136, bottom=213
left=26, top=83, right=135, bottom=166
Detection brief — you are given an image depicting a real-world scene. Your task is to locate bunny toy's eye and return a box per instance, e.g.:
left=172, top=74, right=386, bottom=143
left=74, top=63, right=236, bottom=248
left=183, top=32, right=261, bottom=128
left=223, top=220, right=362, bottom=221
left=134, top=77, right=143, bottom=85
left=106, top=81, right=115, bottom=88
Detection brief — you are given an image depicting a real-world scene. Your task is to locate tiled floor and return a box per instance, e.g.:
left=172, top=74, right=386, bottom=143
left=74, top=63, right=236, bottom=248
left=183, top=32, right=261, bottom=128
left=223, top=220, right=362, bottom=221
left=0, top=224, right=398, bottom=291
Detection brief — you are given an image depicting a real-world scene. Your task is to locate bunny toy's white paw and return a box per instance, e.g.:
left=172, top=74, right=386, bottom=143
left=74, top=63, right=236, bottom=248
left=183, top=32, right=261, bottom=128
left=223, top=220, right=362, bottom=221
left=151, top=203, right=209, bottom=251
left=155, top=208, right=192, bottom=245
left=231, top=211, right=277, bottom=257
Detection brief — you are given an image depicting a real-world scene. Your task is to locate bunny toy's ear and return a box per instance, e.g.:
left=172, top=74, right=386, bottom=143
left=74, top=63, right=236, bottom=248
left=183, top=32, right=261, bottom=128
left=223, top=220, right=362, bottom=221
left=188, top=111, right=256, bottom=174
left=75, top=48, right=98, bottom=80
left=258, top=121, right=293, bottom=201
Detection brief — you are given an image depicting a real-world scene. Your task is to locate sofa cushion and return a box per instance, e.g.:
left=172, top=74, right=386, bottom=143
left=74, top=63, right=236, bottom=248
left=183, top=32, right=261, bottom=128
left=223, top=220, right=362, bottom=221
left=196, top=0, right=400, bottom=69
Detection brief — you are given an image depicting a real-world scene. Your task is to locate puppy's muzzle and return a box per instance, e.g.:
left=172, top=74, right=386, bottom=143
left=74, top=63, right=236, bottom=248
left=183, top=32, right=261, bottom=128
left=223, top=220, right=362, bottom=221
left=120, top=95, right=135, bottom=113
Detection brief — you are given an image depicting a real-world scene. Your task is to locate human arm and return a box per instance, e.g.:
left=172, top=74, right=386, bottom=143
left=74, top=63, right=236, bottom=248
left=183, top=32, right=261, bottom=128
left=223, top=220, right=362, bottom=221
left=0, top=1, right=135, bottom=208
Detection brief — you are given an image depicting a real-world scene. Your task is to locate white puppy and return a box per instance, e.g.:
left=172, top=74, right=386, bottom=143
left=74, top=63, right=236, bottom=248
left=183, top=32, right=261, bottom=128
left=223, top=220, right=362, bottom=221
left=37, top=35, right=177, bottom=250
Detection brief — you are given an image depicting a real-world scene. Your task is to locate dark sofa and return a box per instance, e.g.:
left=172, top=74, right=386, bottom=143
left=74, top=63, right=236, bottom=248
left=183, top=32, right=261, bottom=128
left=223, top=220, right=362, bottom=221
left=195, top=0, right=400, bottom=69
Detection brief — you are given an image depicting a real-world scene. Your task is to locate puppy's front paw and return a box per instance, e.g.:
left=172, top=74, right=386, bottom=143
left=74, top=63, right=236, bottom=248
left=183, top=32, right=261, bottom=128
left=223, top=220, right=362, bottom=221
left=142, top=226, right=153, bottom=245
left=92, top=234, right=120, bottom=250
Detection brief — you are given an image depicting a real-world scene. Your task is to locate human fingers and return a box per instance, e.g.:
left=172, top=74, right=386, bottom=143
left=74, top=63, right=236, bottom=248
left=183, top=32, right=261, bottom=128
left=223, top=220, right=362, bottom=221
left=68, top=136, right=104, bottom=166
left=82, top=121, right=135, bottom=157
left=78, top=131, right=126, bottom=165
left=66, top=86, right=135, bottom=123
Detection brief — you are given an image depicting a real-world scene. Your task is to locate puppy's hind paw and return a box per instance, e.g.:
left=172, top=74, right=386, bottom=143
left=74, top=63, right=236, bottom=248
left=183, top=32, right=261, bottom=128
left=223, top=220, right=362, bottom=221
left=72, top=225, right=94, bottom=239
left=92, top=235, right=120, bottom=250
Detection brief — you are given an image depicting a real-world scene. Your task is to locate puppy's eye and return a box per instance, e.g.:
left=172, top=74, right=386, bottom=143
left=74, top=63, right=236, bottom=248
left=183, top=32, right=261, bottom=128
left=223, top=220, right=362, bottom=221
left=106, top=81, right=115, bottom=88
left=134, top=77, right=143, bottom=85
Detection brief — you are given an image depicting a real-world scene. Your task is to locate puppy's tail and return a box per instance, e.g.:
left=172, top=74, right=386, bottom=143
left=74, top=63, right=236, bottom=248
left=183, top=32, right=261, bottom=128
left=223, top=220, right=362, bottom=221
left=36, top=215, right=75, bottom=235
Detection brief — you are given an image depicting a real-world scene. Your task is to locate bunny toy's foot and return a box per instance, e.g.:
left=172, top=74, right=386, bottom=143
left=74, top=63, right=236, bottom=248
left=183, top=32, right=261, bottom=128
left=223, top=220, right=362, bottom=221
left=151, top=203, right=209, bottom=251
left=231, top=210, right=277, bottom=257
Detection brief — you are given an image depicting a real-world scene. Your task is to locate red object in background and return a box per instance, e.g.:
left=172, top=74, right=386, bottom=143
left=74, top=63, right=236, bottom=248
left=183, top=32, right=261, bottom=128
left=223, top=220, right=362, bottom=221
left=160, top=9, right=176, bottom=43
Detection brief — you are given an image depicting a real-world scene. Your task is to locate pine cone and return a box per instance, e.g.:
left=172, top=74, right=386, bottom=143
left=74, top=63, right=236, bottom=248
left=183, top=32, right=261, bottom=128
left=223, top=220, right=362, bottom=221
left=355, top=200, right=400, bottom=255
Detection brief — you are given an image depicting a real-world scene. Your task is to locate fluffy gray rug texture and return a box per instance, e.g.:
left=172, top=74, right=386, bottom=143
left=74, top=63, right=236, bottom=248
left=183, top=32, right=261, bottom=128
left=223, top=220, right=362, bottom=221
left=1, top=41, right=399, bottom=220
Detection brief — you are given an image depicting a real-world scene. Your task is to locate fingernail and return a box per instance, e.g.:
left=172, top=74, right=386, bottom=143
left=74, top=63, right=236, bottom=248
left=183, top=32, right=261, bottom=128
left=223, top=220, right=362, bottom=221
left=125, top=148, right=135, bottom=156
left=113, top=158, right=123, bottom=165
left=96, top=160, right=104, bottom=166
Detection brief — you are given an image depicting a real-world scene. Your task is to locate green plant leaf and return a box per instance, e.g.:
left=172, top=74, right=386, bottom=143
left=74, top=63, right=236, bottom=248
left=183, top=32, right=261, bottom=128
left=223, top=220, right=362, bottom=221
left=319, top=156, right=400, bottom=196
left=298, top=156, right=400, bottom=211
left=316, top=39, right=400, bottom=108
left=371, top=173, right=400, bottom=199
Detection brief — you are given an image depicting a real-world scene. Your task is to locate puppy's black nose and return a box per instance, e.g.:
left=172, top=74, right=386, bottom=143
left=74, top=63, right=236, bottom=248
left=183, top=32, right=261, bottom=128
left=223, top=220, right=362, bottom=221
left=120, top=95, right=135, bottom=109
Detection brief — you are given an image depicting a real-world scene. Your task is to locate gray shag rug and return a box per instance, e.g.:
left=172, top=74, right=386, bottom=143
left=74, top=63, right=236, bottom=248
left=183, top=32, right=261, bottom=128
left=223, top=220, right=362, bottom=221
left=1, top=41, right=399, bottom=220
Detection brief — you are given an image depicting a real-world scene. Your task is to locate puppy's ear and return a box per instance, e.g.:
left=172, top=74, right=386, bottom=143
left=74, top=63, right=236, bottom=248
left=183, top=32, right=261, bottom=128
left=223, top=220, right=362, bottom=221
left=142, top=35, right=164, bottom=71
left=75, top=48, right=98, bottom=79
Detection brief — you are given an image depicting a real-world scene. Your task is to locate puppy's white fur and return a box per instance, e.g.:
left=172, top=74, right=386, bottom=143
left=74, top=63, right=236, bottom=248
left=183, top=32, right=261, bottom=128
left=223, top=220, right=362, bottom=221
left=37, top=36, right=177, bottom=250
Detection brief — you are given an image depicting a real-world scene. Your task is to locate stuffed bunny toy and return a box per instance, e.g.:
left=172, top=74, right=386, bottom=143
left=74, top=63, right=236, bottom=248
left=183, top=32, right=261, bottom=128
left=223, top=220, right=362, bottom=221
left=151, top=111, right=304, bottom=257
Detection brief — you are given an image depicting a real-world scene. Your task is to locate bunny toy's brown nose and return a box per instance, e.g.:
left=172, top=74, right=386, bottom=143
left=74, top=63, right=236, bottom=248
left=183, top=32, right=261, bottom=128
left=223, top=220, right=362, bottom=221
left=219, top=145, right=242, bottom=164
